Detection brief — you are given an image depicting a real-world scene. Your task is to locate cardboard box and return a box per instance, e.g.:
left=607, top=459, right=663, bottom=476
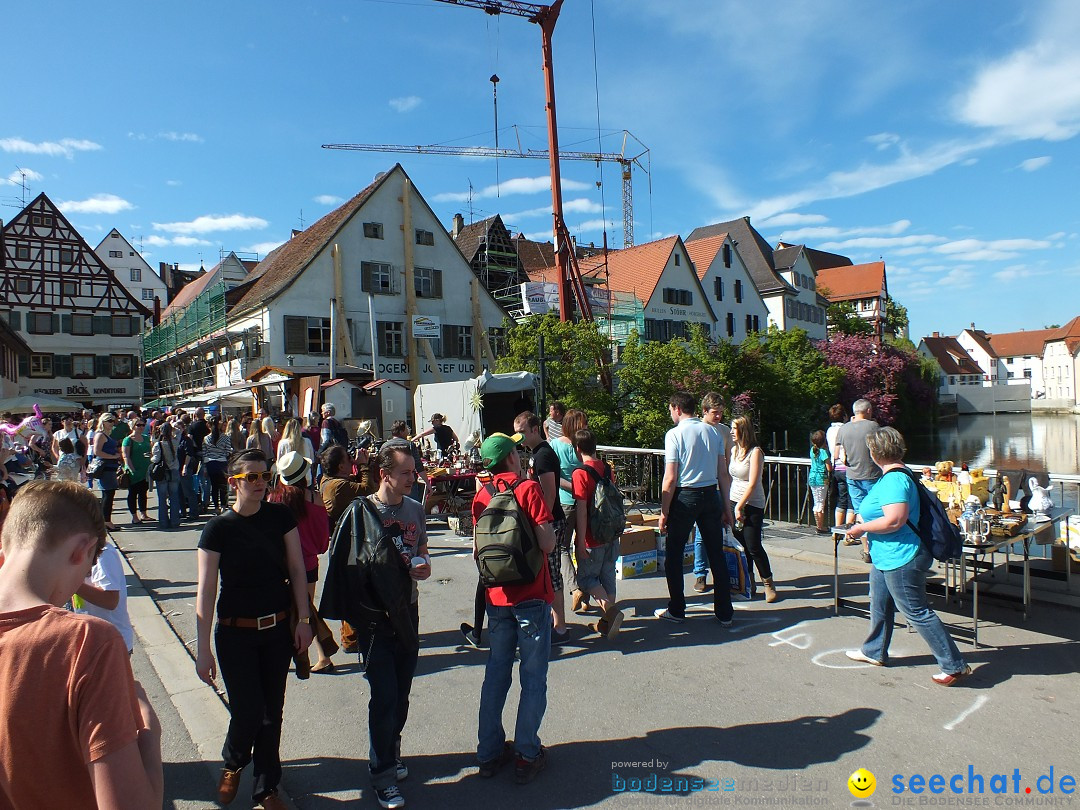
left=655, top=540, right=695, bottom=573
left=639, top=514, right=661, bottom=528
left=626, top=513, right=645, bottom=525
left=617, top=550, right=658, bottom=580
left=619, top=526, right=656, bottom=556
left=1051, top=543, right=1080, bottom=574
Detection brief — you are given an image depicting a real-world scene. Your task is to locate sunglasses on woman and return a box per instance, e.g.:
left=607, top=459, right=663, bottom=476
left=229, top=471, right=273, bottom=483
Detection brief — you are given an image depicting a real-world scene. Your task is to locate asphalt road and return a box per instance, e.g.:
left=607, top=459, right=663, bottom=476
left=117, top=504, right=1080, bottom=810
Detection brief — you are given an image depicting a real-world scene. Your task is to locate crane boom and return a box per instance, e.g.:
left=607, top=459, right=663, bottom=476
left=322, top=139, right=648, bottom=247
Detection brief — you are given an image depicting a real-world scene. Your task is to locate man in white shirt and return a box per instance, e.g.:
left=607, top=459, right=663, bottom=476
left=656, top=392, right=734, bottom=625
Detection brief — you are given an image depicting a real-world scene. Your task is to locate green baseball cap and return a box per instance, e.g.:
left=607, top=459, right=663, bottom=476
left=480, top=432, right=523, bottom=470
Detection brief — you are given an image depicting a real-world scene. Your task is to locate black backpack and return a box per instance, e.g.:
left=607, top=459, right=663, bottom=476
left=885, top=468, right=962, bottom=562
left=584, top=463, right=625, bottom=544
left=474, top=478, right=546, bottom=587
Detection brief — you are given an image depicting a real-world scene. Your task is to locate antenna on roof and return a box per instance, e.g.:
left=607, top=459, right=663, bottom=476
left=467, top=180, right=475, bottom=224
left=298, top=209, right=306, bottom=230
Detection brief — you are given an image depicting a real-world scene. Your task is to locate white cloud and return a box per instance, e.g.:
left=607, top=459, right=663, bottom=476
left=152, top=213, right=268, bottom=235
left=931, top=237, right=1052, bottom=262
left=955, top=2, right=1080, bottom=141
left=818, top=234, right=944, bottom=250
left=129, top=131, right=204, bottom=143
left=58, top=193, right=134, bottom=215
left=433, top=176, right=589, bottom=203
left=993, top=265, right=1050, bottom=282
left=144, top=235, right=213, bottom=248
left=165, top=179, right=182, bottom=187
left=506, top=197, right=602, bottom=220
left=241, top=240, right=285, bottom=257
left=866, top=132, right=900, bottom=151
left=389, top=96, right=422, bottom=113
left=2, top=168, right=43, bottom=186
left=744, top=136, right=995, bottom=220
left=773, top=219, right=911, bottom=243
left=0, top=137, right=102, bottom=159
left=314, top=194, right=344, bottom=205
left=569, top=217, right=619, bottom=234
left=756, top=212, right=829, bottom=228
left=1018, top=156, right=1052, bottom=172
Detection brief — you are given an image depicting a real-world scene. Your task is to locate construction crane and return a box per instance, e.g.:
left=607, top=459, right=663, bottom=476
left=322, top=135, right=649, bottom=249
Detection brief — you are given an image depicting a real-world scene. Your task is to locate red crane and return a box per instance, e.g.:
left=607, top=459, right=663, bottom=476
left=432, top=0, right=591, bottom=322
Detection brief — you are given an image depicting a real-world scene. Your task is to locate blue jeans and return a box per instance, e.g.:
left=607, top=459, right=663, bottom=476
left=179, top=472, right=199, bottom=518
left=693, top=527, right=709, bottom=578
left=665, top=487, right=733, bottom=621
left=360, top=605, right=419, bottom=789
left=156, top=475, right=182, bottom=528
left=478, top=599, right=551, bottom=763
left=861, top=549, right=967, bottom=674
left=847, top=477, right=878, bottom=513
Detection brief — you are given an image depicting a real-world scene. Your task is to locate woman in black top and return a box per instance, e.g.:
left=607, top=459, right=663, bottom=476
left=195, top=449, right=313, bottom=809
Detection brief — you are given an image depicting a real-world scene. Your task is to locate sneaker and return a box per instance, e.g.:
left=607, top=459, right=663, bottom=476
left=845, top=650, right=884, bottom=666
left=550, top=628, right=571, bottom=647
left=717, top=616, right=734, bottom=628
left=478, top=741, right=515, bottom=778
left=653, top=608, right=684, bottom=624
left=514, top=747, right=547, bottom=785
left=932, top=665, right=972, bottom=686
left=375, top=784, right=405, bottom=809
left=693, top=576, right=706, bottom=593
left=460, top=622, right=483, bottom=649
left=396, top=760, right=408, bottom=781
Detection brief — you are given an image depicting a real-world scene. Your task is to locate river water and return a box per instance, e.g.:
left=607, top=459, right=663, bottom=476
left=906, top=413, right=1080, bottom=476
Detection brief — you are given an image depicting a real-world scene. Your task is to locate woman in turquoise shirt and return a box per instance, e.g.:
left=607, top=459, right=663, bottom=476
left=844, top=427, right=970, bottom=686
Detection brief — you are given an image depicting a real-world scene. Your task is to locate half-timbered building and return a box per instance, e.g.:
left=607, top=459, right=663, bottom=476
left=0, top=194, right=151, bottom=408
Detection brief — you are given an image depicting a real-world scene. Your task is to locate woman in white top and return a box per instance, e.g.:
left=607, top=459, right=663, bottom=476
left=729, top=415, right=777, bottom=603
left=826, top=403, right=855, bottom=528
left=276, top=418, right=314, bottom=463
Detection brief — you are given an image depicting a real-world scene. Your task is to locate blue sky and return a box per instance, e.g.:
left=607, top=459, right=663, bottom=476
left=4, top=0, right=1080, bottom=341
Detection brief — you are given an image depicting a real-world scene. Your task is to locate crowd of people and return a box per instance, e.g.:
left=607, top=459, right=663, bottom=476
left=0, top=391, right=973, bottom=808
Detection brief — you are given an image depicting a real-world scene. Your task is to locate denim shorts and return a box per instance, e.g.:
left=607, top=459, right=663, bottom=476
left=576, top=540, right=618, bottom=598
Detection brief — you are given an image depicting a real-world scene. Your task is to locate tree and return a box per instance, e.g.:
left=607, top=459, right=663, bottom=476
left=884, top=298, right=909, bottom=338
left=825, top=300, right=874, bottom=336
left=494, top=313, right=619, bottom=439
left=818, top=333, right=935, bottom=432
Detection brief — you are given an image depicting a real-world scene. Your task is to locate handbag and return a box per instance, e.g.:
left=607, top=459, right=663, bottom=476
left=117, top=467, right=133, bottom=489
left=723, top=530, right=754, bottom=601
left=86, top=458, right=103, bottom=479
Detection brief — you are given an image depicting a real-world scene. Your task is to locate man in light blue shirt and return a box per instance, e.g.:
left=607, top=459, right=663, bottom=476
left=656, top=392, right=734, bottom=625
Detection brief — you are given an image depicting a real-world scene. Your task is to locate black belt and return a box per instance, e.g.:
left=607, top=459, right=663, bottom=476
left=218, top=610, right=288, bottom=630
left=678, top=485, right=718, bottom=491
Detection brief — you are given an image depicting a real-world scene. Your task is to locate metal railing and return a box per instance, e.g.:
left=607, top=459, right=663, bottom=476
left=598, top=444, right=1080, bottom=529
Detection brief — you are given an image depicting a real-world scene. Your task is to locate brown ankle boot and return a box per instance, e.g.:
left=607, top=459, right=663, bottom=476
left=762, top=578, right=778, bottom=603
left=602, top=606, right=624, bottom=638
left=815, top=513, right=828, bottom=534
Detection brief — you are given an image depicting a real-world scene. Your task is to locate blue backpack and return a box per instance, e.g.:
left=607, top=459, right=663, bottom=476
left=886, top=468, right=962, bottom=562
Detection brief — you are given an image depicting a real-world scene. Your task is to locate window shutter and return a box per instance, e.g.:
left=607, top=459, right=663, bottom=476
left=61, top=314, right=73, bottom=334
left=283, top=316, right=307, bottom=354
left=361, top=263, right=373, bottom=293
left=723, top=244, right=731, bottom=267
left=95, top=356, right=111, bottom=377
left=93, top=315, right=110, bottom=335
left=18, top=355, right=28, bottom=377
left=8, top=311, right=21, bottom=331
left=54, top=355, right=72, bottom=378
left=431, top=269, right=443, bottom=299
left=51, top=313, right=60, bottom=334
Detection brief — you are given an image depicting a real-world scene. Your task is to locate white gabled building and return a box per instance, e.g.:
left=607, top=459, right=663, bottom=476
left=687, top=218, right=828, bottom=340
left=685, top=232, right=768, bottom=343
left=156, top=165, right=509, bottom=407
left=95, top=230, right=168, bottom=309
left=1, top=194, right=150, bottom=407
left=957, top=325, right=1002, bottom=384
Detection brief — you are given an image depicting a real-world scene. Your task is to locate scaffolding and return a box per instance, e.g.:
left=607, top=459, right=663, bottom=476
left=596, top=289, right=645, bottom=346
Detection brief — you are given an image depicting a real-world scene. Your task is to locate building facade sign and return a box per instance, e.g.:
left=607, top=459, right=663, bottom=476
left=412, top=314, right=442, bottom=339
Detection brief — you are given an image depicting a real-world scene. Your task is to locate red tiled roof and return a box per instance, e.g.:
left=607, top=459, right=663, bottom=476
left=920, top=336, right=983, bottom=375
left=161, top=271, right=215, bottom=319
left=684, top=233, right=728, bottom=281
left=1051, top=315, right=1080, bottom=356
left=986, top=328, right=1057, bottom=358
left=232, top=169, right=392, bottom=315
left=575, top=236, right=679, bottom=298
left=816, top=262, right=885, bottom=302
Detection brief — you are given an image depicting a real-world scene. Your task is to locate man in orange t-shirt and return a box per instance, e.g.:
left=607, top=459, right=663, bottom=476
left=471, top=432, right=555, bottom=786
left=0, top=481, right=162, bottom=810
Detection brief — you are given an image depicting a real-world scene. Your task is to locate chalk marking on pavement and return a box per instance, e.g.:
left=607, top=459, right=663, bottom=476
left=944, top=696, right=988, bottom=731
left=811, top=648, right=877, bottom=669
left=769, top=620, right=813, bottom=649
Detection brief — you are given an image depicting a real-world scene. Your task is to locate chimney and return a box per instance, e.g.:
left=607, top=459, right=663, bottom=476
left=932, top=331, right=940, bottom=338
left=452, top=213, right=464, bottom=240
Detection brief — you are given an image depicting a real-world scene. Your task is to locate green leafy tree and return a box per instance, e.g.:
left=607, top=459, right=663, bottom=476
left=884, top=298, right=909, bottom=338
left=494, top=313, right=619, bottom=439
left=824, top=300, right=874, bottom=336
